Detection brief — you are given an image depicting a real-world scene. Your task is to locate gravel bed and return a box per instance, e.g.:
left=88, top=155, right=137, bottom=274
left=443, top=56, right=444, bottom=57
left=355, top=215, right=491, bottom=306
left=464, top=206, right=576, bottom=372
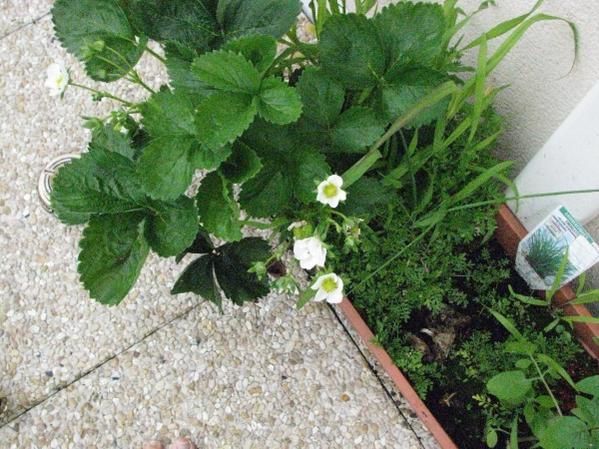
left=0, top=0, right=51, bottom=38
left=1, top=294, right=425, bottom=449
left=0, top=9, right=435, bottom=449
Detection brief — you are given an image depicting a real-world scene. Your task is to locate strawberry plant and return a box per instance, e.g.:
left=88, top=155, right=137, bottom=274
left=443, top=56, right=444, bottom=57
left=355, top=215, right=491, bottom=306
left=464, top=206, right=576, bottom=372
left=47, top=0, right=574, bottom=310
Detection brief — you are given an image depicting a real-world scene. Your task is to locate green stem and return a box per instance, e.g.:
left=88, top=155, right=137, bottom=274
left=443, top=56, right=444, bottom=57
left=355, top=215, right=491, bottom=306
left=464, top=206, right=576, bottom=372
left=69, top=82, right=133, bottom=106
left=342, top=81, right=458, bottom=187
left=447, top=188, right=599, bottom=213
left=130, top=72, right=156, bottom=94
left=145, top=45, right=166, bottom=64
left=349, top=223, right=436, bottom=293
left=530, top=356, right=563, bottom=416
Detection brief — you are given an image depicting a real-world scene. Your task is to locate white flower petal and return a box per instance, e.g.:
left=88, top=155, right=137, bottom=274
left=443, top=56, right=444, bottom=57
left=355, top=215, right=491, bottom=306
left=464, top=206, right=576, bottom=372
left=328, top=174, right=344, bottom=187
left=327, top=290, right=344, bottom=304
left=313, top=289, right=328, bottom=302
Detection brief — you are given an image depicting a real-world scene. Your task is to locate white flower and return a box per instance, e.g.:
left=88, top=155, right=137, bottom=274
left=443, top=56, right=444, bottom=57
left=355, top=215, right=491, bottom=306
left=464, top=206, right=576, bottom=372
left=311, top=273, right=344, bottom=304
left=293, top=236, right=327, bottom=270
left=316, top=174, right=347, bottom=208
left=45, top=63, right=69, bottom=97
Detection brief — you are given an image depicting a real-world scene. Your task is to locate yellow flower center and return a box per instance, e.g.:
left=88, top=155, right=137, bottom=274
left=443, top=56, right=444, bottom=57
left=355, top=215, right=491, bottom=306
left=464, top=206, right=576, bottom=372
left=323, top=183, right=338, bottom=198
left=322, top=277, right=338, bottom=293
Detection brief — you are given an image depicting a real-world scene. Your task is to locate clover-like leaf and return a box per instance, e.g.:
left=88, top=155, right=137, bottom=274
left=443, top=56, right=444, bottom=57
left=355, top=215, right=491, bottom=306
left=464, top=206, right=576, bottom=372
left=238, top=120, right=330, bottom=217
left=78, top=213, right=150, bottom=305
left=145, top=196, right=198, bottom=257
left=257, top=77, right=303, bottom=125
left=52, top=0, right=145, bottom=81
left=319, top=14, right=386, bottom=89
left=196, top=172, right=242, bottom=241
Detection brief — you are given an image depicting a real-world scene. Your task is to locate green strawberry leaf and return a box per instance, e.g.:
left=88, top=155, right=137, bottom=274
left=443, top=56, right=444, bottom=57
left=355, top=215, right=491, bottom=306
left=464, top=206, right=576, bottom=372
left=141, top=89, right=197, bottom=138
left=338, top=176, right=393, bottom=219
left=78, top=212, right=150, bottom=305
left=213, top=237, right=271, bottom=305
left=138, top=90, right=230, bottom=200
left=196, top=92, right=257, bottom=149
left=257, top=77, right=302, bottom=125
left=375, top=2, right=446, bottom=70
left=216, top=0, right=301, bottom=43
left=319, top=14, right=386, bottom=89
left=239, top=169, right=292, bottom=218
left=220, top=141, right=263, bottom=184
left=171, top=254, right=222, bottom=307
left=52, top=0, right=145, bottom=81
left=121, top=0, right=219, bottom=51
left=378, top=67, right=449, bottom=126
left=51, top=147, right=144, bottom=225
left=223, top=35, right=277, bottom=74
left=136, top=136, right=198, bottom=200
left=164, top=42, right=212, bottom=102
left=145, top=196, right=198, bottom=257
left=196, top=172, right=242, bottom=241
left=175, top=228, right=214, bottom=263
left=296, top=67, right=345, bottom=127
left=330, top=106, right=384, bottom=152
left=239, top=122, right=330, bottom=216
left=89, top=123, right=136, bottom=160
left=292, top=147, right=330, bottom=203
left=192, top=50, right=261, bottom=94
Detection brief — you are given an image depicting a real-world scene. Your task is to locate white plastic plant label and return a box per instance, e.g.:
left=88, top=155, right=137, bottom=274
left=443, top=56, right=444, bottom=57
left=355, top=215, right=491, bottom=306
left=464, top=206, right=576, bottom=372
left=516, top=206, right=599, bottom=290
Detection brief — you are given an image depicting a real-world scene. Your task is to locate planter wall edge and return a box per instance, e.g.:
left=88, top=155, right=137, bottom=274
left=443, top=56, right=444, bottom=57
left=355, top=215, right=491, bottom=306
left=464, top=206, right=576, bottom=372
left=338, top=299, right=459, bottom=449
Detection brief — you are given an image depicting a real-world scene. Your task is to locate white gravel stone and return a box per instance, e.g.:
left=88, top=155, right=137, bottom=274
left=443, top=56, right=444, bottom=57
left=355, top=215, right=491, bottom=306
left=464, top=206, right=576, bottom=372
left=0, top=6, right=439, bottom=449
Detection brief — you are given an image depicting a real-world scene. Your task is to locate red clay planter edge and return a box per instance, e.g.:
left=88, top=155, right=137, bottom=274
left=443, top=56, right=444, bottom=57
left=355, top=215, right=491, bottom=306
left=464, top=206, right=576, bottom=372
left=337, top=204, right=598, bottom=449
left=338, top=298, right=460, bottom=449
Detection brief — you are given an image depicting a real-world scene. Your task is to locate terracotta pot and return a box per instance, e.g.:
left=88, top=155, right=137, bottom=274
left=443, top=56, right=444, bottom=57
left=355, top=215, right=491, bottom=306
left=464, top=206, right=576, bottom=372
left=495, top=204, right=599, bottom=359
left=336, top=204, right=598, bottom=449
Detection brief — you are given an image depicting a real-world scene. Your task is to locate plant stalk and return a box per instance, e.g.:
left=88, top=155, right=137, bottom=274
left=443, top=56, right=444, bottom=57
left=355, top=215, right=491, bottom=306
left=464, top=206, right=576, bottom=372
left=342, top=81, right=458, bottom=187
